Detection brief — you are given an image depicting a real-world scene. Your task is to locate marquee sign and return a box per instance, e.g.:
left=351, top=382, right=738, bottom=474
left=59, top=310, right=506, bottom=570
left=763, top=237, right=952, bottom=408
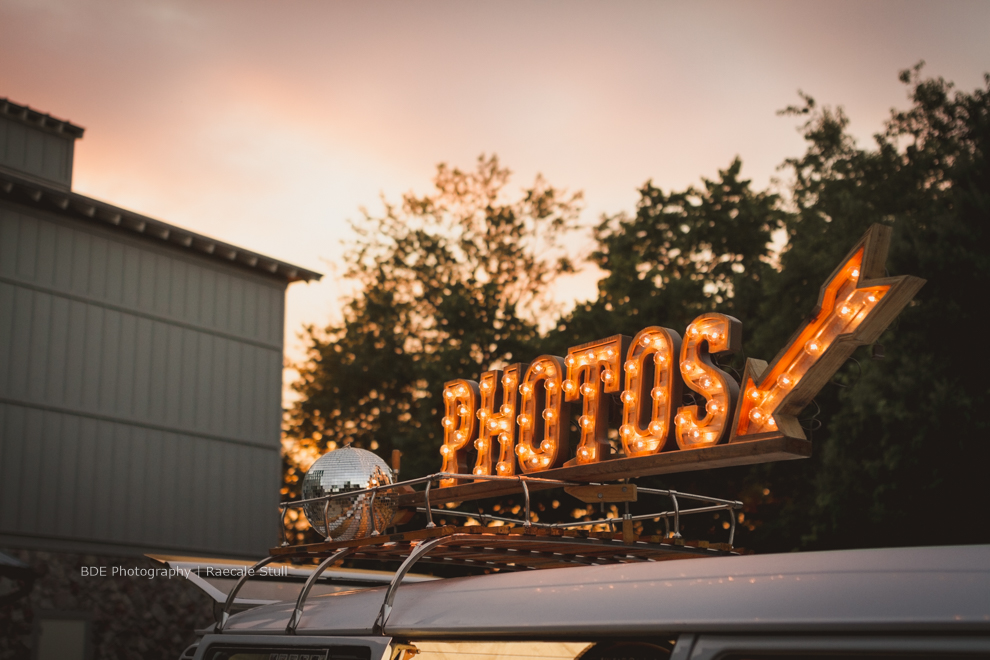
left=433, top=224, right=924, bottom=497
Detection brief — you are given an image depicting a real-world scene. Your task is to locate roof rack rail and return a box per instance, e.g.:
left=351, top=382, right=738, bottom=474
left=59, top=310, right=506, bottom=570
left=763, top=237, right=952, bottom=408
left=248, top=472, right=745, bottom=635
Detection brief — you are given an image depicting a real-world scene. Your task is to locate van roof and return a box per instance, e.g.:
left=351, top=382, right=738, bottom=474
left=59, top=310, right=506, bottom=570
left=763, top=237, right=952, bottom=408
left=223, top=544, right=990, bottom=637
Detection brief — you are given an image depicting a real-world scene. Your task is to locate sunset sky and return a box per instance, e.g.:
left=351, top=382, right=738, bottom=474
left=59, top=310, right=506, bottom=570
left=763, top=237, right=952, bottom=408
left=3, top=0, right=988, bottom=396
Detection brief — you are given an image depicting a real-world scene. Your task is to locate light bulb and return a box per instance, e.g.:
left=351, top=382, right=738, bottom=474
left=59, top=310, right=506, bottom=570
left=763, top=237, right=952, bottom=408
left=641, top=335, right=652, bottom=347
left=541, top=440, right=552, bottom=451
left=651, top=387, right=666, bottom=401
left=440, top=445, right=451, bottom=456
left=499, top=419, right=509, bottom=431
left=620, top=424, right=633, bottom=438
left=565, top=356, right=576, bottom=366
left=606, top=348, right=616, bottom=358
left=688, top=326, right=699, bottom=338
left=498, top=432, right=509, bottom=444
left=442, top=416, right=454, bottom=428
left=542, top=409, right=555, bottom=421
left=706, top=400, right=720, bottom=415
left=654, top=352, right=668, bottom=365
left=499, top=404, right=509, bottom=415
left=474, top=466, right=485, bottom=475
left=497, top=462, right=509, bottom=474
left=633, top=439, right=644, bottom=450
left=457, top=386, right=467, bottom=397
left=455, top=430, right=465, bottom=441
left=476, top=439, right=486, bottom=450
left=517, top=414, right=531, bottom=428
left=601, top=370, right=615, bottom=384
left=776, top=374, right=793, bottom=388
left=620, top=391, right=636, bottom=404
left=749, top=408, right=765, bottom=423
left=648, top=420, right=664, bottom=435
left=624, top=361, right=638, bottom=374
left=458, top=405, right=469, bottom=415
left=516, top=444, right=530, bottom=457
left=579, top=447, right=590, bottom=458
left=503, top=376, right=515, bottom=387
left=545, top=379, right=557, bottom=391
left=707, top=331, right=722, bottom=343
left=850, top=268, right=860, bottom=278
left=749, top=388, right=763, bottom=402
left=579, top=415, right=593, bottom=429
left=699, top=375, right=713, bottom=390
left=867, top=292, right=877, bottom=303
left=540, top=456, right=550, bottom=466
left=580, top=382, right=596, bottom=397
left=675, top=412, right=689, bottom=426
left=691, top=428, right=701, bottom=439
left=584, top=351, right=595, bottom=362
left=653, top=336, right=666, bottom=349
left=520, top=383, right=533, bottom=395
left=804, top=339, right=822, bottom=356
left=533, top=363, right=544, bottom=373
left=545, top=366, right=555, bottom=377
left=767, top=416, right=777, bottom=429
left=563, top=379, right=576, bottom=394
left=444, top=390, right=455, bottom=400
left=480, top=380, right=493, bottom=392
left=477, top=409, right=486, bottom=420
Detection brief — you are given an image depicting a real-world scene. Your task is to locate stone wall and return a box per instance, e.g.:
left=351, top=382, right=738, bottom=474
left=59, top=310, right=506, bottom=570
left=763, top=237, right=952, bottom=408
left=0, top=549, right=214, bottom=660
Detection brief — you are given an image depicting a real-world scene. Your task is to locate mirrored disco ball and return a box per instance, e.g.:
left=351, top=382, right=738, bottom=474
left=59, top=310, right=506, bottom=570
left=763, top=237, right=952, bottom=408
left=301, top=446, right=397, bottom=541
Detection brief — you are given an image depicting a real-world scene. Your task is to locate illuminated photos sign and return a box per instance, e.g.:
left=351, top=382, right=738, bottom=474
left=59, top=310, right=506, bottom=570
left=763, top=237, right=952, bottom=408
left=438, top=225, right=924, bottom=486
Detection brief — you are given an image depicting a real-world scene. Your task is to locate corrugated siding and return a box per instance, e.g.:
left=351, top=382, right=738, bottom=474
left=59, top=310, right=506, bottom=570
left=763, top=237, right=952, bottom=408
left=0, top=116, right=73, bottom=189
left=0, top=202, right=286, bottom=556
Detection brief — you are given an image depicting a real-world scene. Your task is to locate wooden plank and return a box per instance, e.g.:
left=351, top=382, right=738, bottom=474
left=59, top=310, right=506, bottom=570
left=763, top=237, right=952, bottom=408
left=565, top=484, right=637, bottom=503
left=400, top=435, right=810, bottom=506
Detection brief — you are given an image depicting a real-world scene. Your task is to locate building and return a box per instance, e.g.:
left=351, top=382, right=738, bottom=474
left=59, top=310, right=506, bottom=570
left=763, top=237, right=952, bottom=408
left=0, top=97, right=321, bottom=659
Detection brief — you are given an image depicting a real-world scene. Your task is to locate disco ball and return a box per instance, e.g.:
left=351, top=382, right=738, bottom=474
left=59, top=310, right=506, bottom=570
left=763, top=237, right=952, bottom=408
left=301, top=446, right=397, bottom=541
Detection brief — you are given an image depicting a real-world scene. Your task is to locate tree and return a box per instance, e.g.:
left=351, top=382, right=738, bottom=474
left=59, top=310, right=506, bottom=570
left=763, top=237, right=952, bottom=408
left=283, top=155, right=582, bottom=507
left=547, top=158, right=785, bottom=354
left=763, top=65, right=990, bottom=548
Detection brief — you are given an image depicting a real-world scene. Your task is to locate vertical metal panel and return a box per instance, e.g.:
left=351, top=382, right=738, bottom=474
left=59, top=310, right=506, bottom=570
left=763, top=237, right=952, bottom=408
left=0, top=282, right=15, bottom=395
left=71, top=416, right=97, bottom=538
left=98, top=309, right=121, bottom=413
left=18, top=408, right=45, bottom=533
left=8, top=286, right=33, bottom=395
left=55, top=414, right=80, bottom=538
left=1, top=120, right=28, bottom=174
left=35, top=217, right=57, bottom=288
left=0, top=403, right=24, bottom=529
left=26, top=288, right=52, bottom=402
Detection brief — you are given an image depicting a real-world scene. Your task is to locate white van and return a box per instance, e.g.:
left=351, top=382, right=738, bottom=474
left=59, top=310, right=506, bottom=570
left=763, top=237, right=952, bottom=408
left=174, top=543, right=990, bottom=660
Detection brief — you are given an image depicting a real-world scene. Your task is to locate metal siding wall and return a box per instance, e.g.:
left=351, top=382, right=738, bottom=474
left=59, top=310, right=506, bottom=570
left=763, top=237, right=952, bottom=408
left=0, top=116, right=72, bottom=189
left=0, top=203, right=286, bottom=556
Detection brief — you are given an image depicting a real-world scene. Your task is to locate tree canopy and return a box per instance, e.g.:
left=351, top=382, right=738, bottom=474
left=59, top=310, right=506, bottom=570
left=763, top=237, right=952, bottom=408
left=285, top=67, right=990, bottom=550
left=284, top=155, right=581, bottom=502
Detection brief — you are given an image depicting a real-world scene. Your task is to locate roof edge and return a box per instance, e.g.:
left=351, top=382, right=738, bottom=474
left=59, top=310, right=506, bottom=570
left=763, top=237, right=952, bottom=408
left=0, top=169, right=322, bottom=284
left=1, top=97, right=86, bottom=139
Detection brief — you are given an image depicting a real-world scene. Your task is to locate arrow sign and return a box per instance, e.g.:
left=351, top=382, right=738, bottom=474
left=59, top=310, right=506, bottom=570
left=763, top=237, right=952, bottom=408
left=730, top=224, right=926, bottom=443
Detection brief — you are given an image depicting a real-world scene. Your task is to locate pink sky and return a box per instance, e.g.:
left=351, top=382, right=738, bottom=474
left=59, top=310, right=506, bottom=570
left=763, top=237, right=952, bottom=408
left=3, top=0, right=988, bottom=400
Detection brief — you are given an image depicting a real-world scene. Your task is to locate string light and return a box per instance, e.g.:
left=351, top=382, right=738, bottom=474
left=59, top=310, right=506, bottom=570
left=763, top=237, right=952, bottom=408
left=675, top=315, right=739, bottom=450
left=440, top=379, right=478, bottom=486
left=517, top=357, right=568, bottom=472
left=621, top=327, right=681, bottom=457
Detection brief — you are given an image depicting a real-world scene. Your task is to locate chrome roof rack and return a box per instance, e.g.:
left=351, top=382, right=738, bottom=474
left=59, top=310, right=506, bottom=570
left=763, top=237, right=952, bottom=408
left=212, top=472, right=745, bottom=635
